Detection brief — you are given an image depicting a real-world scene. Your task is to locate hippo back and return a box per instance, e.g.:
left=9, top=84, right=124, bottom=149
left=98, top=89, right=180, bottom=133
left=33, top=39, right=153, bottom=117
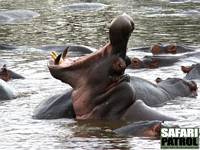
left=129, top=77, right=171, bottom=106
left=0, top=79, right=16, bottom=100
left=33, top=89, right=75, bottom=119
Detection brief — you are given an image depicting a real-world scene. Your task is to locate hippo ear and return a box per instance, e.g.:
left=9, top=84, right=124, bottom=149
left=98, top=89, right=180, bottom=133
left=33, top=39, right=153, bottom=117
left=155, top=77, right=162, bottom=83
left=1, top=64, right=8, bottom=72
left=167, top=44, right=177, bottom=54
left=181, top=66, right=192, bottom=73
left=151, top=43, right=161, bottom=54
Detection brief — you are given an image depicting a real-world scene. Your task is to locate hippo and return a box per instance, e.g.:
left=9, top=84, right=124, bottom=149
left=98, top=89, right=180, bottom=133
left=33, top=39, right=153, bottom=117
left=62, top=3, right=108, bottom=12
left=128, top=55, right=181, bottom=69
left=0, top=44, right=17, bottom=50
left=33, top=89, right=75, bottom=119
left=170, top=0, right=200, bottom=3
left=114, top=120, right=163, bottom=138
left=46, top=14, right=179, bottom=122
left=38, top=44, right=96, bottom=57
left=129, top=43, right=195, bottom=54
left=0, top=9, right=40, bottom=24
left=130, top=76, right=197, bottom=106
left=151, top=43, right=195, bottom=54
left=0, top=79, right=16, bottom=100
left=33, top=75, right=197, bottom=119
left=0, top=65, right=24, bottom=81
left=181, top=64, right=200, bottom=80
left=114, top=120, right=180, bottom=138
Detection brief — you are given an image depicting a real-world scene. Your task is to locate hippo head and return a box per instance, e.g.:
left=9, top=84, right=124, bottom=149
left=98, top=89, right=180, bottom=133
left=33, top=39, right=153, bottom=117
left=0, top=65, right=11, bottom=81
left=181, top=64, right=200, bottom=80
left=130, top=57, right=159, bottom=69
left=48, top=14, right=135, bottom=120
left=151, top=43, right=177, bottom=54
left=156, top=77, right=198, bottom=98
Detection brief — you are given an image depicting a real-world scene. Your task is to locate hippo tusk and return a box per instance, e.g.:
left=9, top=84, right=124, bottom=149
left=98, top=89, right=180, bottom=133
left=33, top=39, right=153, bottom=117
left=61, top=46, right=69, bottom=59
left=50, top=51, right=58, bottom=60
left=51, top=51, right=64, bottom=65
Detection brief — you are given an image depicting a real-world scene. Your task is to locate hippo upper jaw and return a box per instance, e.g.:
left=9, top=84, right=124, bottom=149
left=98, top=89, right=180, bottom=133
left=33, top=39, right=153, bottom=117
left=48, top=44, right=128, bottom=88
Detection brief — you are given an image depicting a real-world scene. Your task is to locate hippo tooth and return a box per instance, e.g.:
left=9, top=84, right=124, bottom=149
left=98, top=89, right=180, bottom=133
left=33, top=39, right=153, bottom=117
left=50, top=51, right=58, bottom=60
left=62, top=46, right=69, bottom=59
left=55, top=54, right=62, bottom=65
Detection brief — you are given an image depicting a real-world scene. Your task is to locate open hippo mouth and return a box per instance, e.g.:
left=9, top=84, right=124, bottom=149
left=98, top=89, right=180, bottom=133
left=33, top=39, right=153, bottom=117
left=48, top=45, right=130, bottom=89
left=48, top=47, right=91, bottom=68
left=48, top=14, right=134, bottom=88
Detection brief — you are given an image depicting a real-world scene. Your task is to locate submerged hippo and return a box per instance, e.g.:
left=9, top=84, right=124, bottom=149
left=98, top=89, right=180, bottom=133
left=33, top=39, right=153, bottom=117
left=38, top=44, right=96, bottom=57
left=128, top=55, right=181, bottom=69
left=62, top=3, right=108, bottom=12
left=0, top=79, right=16, bottom=100
left=114, top=120, right=162, bottom=138
left=0, top=9, right=40, bottom=24
left=129, top=43, right=195, bottom=54
left=131, top=76, right=197, bottom=106
left=151, top=43, right=195, bottom=54
left=181, top=64, right=200, bottom=80
left=46, top=14, right=178, bottom=122
left=0, top=44, right=17, bottom=50
left=114, top=120, right=179, bottom=138
left=0, top=65, right=24, bottom=81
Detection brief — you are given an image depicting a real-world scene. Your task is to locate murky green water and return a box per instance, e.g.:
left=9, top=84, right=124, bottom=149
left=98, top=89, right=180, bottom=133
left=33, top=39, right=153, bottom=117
left=0, top=0, right=200, bottom=149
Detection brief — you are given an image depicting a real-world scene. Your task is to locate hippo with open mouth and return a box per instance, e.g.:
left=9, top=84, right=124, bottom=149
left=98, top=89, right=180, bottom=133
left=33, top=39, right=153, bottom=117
left=47, top=14, right=179, bottom=122
left=33, top=14, right=197, bottom=122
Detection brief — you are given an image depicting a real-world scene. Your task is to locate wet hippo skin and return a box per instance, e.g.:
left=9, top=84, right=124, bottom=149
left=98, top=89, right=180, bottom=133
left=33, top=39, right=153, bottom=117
left=130, top=76, right=197, bottom=106
left=33, top=89, right=75, bottom=119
